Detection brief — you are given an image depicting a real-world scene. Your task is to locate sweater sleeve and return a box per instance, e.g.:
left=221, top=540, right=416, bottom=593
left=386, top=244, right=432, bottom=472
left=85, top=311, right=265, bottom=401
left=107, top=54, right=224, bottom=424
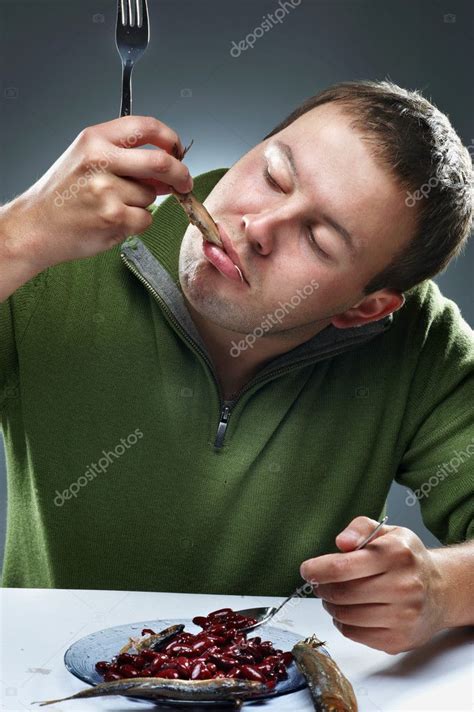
left=395, top=282, right=474, bottom=544
left=0, top=270, right=49, bottom=424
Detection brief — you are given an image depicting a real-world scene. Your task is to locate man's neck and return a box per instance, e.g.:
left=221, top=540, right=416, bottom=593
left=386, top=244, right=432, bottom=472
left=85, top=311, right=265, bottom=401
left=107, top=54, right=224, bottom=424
left=184, top=299, right=332, bottom=400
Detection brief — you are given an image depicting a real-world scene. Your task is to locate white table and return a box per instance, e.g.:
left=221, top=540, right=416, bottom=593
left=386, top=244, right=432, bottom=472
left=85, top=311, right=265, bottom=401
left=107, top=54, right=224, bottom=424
left=1, top=589, right=472, bottom=711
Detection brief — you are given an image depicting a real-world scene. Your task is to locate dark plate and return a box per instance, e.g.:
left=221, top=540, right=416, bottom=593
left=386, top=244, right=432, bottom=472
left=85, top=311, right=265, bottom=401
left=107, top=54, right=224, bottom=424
left=64, top=618, right=321, bottom=706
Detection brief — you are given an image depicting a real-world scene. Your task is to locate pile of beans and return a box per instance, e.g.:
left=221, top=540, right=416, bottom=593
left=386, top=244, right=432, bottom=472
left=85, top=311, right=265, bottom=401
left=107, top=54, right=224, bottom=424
left=95, top=607, right=293, bottom=689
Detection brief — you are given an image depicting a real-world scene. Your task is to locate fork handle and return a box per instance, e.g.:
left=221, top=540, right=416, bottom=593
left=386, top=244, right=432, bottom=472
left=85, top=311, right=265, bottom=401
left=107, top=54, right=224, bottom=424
left=120, top=61, right=133, bottom=117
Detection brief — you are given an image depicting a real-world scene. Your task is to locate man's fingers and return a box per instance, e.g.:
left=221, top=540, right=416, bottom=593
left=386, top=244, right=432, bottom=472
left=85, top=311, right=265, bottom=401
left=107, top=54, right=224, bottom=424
left=332, top=621, right=408, bottom=655
left=110, top=147, right=193, bottom=194
left=94, top=115, right=185, bottom=156
left=300, top=547, right=386, bottom=584
left=111, top=176, right=158, bottom=208
left=314, top=573, right=390, bottom=604
left=335, top=516, right=392, bottom=553
left=322, top=601, right=392, bottom=628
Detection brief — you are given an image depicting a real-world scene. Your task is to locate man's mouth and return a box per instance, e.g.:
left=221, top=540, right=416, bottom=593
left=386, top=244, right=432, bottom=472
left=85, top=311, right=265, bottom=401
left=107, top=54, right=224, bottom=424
left=201, top=223, right=249, bottom=286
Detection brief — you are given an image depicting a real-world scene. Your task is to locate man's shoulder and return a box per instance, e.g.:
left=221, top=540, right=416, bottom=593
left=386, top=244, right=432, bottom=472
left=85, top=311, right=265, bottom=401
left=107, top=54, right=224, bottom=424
left=402, top=280, right=472, bottom=337
left=397, top=279, right=473, bottom=367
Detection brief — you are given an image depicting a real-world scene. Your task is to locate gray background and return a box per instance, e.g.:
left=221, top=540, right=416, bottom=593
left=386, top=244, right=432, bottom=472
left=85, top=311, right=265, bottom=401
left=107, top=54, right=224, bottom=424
left=1, top=0, right=473, bottom=568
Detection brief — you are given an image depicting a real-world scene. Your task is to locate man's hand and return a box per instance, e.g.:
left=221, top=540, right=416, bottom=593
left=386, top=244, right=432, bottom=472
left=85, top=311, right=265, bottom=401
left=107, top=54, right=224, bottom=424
left=299, top=517, right=451, bottom=654
left=1, top=115, right=194, bottom=283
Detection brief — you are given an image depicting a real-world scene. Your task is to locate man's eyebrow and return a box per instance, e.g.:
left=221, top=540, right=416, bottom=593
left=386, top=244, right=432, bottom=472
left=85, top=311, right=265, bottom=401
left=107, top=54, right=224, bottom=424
left=273, top=139, right=359, bottom=256
left=273, top=139, right=299, bottom=180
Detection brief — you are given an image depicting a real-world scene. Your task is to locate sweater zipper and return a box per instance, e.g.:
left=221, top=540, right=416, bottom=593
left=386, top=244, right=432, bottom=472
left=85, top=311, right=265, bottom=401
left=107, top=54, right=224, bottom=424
left=121, top=250, right=234, bottom=439
left=215, top=405, right=231, bottom=449
left=120, top=249, right=353, bottom=450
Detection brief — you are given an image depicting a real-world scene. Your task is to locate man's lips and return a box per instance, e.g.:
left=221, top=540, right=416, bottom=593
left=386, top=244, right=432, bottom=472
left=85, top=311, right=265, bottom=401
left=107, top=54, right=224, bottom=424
left=216, top=223, right=247, bottom=280
left=201, top=223, right=249, bottom=286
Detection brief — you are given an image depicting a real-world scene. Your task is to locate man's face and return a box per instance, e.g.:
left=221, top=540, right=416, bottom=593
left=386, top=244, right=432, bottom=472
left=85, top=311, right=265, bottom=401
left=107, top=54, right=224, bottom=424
left=178, top=103, right=417, bottom=338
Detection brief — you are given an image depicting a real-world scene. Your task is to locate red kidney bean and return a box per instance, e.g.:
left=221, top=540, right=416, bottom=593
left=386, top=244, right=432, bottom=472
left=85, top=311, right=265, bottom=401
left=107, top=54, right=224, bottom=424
left=103, top=671, right=122, bottom=682
left=203, top=645, right=222, bottom=657
left=234, top=653, right=254, bottom=665
left=225, top=666, right=242, bottom=678
left=211, top=655, right=238, bottom=670
left=149, top=653, right=169, bottom=666
left=276, top=663, right=288, bottom=679
left=149, top=662, right=165, bottom=675
left=208, top=608, right=233, bottom=619
left=118, top=664, right=139, bottom=677
left=190, top=662, right=203, bottom=680
left=256, top=662, right=274, bottom=675
left=157, top=669, right=180, bottom=679
left=174, top=657, right=192, bottom=677
left=132, top=654, right=147, bottom=669
left=167, top=644, right=194, bottom=656
left=141, top=628, right=155, bottom=635
left=205, top=624, right=227, bottom=635
left=240, top=665, right=266, bottom=683
left=95, top=607, right=293, bottom=687
left=198, top=666, right=215, bottom=680
left=116, top=653, right=135, bottom=666
left=189, top=639, right=210, bottom=655
left=95, top=660, right=110, bottom=673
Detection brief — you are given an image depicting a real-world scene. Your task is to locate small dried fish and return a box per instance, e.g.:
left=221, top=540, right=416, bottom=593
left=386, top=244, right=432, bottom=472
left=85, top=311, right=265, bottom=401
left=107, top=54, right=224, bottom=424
left=292, top=635, right=358, bottom=712
left=171, top=140, right=223, bottom=247
left=136, top=623, right=185, bottom=652
left=34, top=676, right=268, bottom=708
left=118, top=623, right=184, bottom=654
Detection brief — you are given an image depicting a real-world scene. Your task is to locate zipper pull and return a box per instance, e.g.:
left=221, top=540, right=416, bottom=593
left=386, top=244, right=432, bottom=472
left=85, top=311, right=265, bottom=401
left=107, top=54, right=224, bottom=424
left=214, top=405, right=231, bottom=450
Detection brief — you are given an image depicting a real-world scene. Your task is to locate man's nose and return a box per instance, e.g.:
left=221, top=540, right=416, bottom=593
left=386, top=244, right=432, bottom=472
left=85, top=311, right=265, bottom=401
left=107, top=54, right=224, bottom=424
left=241, top=207, right=290, bottom=256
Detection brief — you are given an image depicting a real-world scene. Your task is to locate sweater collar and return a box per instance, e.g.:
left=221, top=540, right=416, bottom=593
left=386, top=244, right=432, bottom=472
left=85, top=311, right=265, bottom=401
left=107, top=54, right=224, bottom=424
left=120, top=168, right=393, bottom=372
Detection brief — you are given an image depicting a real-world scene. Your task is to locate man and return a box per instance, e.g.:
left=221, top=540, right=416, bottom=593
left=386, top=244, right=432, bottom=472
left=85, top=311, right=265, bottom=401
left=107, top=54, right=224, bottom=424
left=0, top=80, right=473, bottom=654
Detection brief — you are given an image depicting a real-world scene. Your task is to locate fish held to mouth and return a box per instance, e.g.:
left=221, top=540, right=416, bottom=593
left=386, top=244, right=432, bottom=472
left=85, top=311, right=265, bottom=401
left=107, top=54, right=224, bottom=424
left=170, top=140, right=245, bottom=285
left=170, top=139, right=223, bottom=248
left=172, top=188, right=224, bottom=248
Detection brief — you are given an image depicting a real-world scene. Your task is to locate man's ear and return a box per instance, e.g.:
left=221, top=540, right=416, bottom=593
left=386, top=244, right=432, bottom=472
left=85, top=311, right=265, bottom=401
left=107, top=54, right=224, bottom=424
left=331, top=290, right=405, bottom=328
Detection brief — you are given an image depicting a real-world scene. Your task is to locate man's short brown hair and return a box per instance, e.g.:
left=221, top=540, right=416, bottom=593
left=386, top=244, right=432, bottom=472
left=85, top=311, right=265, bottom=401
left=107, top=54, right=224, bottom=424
left=263, top=80, right=473, bottom=294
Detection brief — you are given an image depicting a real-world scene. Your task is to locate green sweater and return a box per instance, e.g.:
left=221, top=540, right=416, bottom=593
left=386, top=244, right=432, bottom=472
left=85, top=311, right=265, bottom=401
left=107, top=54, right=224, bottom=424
left=1, top=168, right=473, bottom=595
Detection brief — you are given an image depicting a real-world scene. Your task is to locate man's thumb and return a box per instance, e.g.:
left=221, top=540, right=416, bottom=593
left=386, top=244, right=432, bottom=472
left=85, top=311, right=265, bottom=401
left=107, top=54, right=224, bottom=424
left=335, top=516, right=386, bottom=552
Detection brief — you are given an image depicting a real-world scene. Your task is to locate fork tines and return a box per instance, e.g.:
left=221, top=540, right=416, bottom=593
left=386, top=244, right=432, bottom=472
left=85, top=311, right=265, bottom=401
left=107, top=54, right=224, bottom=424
left=119, top=0, right=147, bottom=28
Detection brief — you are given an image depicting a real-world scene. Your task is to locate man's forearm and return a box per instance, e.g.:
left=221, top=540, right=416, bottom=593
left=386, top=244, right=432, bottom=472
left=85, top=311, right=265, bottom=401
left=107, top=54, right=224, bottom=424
left=0, top=200, right=42, bottom=302
left=430, top=540, right=474, bottom=628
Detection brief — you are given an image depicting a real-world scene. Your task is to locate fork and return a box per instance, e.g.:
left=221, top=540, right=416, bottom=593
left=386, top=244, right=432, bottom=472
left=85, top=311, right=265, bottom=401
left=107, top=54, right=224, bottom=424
left=115, top=0, right=150, bottom=117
